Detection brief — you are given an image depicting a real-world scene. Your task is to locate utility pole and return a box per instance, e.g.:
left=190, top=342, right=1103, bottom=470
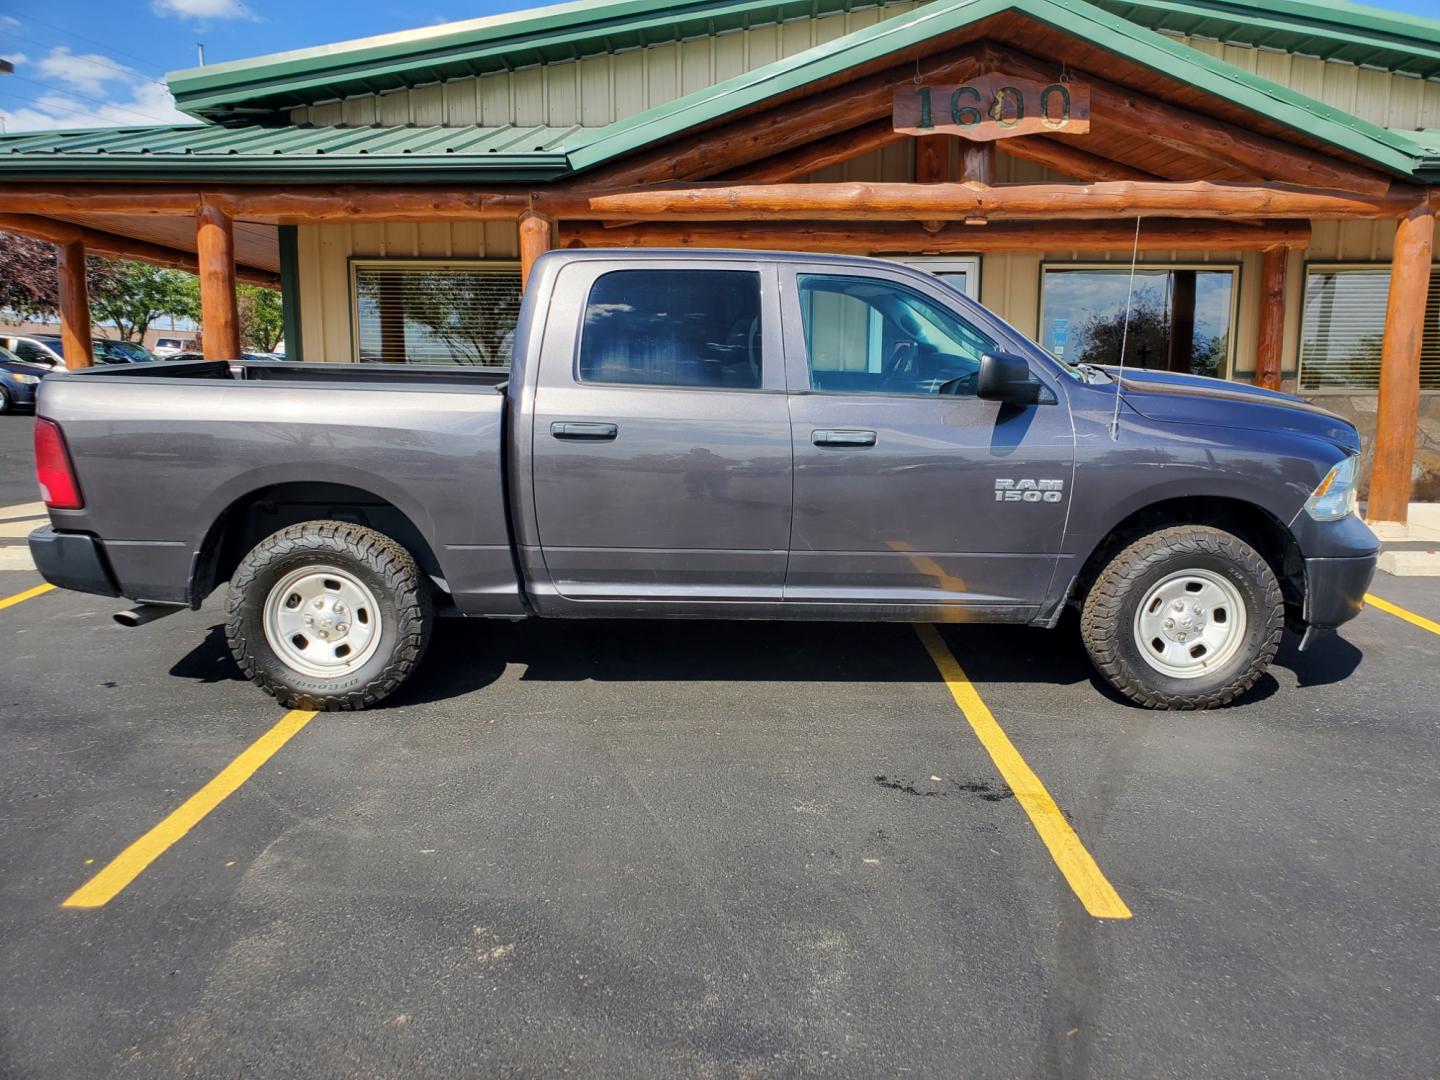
left=0, top=58, right=12, bottom=133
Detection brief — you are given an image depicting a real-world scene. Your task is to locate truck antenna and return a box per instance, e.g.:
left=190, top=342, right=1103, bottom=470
left=1108, top=216, right=1142, bottom=440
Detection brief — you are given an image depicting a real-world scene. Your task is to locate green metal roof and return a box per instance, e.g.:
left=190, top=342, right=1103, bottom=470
left=561, top=0, right=1438, bottom=180
left=1089, top=0, right=1440, bottom=80
left=5, top=0, right=1438, bottom=185
left=166, top=0, right=1440, bottom=123
left=168, top=0, right=905, bottom=122
left=0, top=123, right=577, bottom=182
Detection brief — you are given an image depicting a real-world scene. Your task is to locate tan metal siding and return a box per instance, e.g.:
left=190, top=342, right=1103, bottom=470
left=287, top=4, right=921, bottom=127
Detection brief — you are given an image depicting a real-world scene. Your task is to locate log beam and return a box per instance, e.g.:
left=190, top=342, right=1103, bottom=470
left=537, top=180, right=1418, bottom=222
left=560, top=219, right=1311, bottom=254
left=1368, top=203, right=1436, bottom=525
left=0, top=213, right=280, bottom=286
left=0, top=185, right=530, bottom=223
left=196, top=198, right=242, bottom=361
left=0, top=177, right=1417, bottom=224
left=990, top=47, right=1394, bottom=196
left=55, top=239, right=94, bottom=370
left=519, top=211, right=553, bottom=291
left=1254, top=247, right=1288, bottom=391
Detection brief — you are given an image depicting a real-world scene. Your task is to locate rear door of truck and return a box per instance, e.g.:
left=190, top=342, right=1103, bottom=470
left=524, top=257, right=793, bottom=609
left=779, top=263, right=1074, bottom=618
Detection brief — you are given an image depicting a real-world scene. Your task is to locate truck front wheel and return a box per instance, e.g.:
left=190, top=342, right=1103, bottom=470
left=1080, top=525, right=1283, bottom=710
left=226, top=521, right=432, bottom=711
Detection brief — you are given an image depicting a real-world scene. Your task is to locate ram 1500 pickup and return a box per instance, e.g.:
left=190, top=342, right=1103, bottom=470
left=29, top=250, right=1378, bottom=711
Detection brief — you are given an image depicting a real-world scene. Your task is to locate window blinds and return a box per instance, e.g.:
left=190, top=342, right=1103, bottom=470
left=353, top=263, right=521, bottom=366
left=1300, top=267, right=1440, bottom=391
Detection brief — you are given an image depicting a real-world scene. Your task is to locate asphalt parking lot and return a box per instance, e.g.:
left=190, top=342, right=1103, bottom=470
left=2, top=411, right=1439, bottom=1078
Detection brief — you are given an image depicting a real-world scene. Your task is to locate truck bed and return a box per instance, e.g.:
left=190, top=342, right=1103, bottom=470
left=38, top=359, right=518, bottom=614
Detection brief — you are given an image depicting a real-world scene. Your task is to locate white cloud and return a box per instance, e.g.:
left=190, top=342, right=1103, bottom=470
left=0, top=59, right=194, bottom=133
left=36, top=46, right=136, bottom=95
left=151, top=0, right=256, bottom=19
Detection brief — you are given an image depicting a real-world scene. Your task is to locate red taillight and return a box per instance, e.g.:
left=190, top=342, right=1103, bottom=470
left=34, top=418, right=83, bottom=510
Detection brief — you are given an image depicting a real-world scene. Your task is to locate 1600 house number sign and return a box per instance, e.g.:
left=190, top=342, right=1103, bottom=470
left=893, top=74, right=1090, bottom=141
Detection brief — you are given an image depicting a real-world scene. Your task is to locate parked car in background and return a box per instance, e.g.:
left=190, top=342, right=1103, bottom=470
left=152, top=337, right=198, bottom=357
left=0, top=335, right=66, bottom=369
left=0, top=336, right=152, bottom=371
left=93, top=340, right=155, bottom=364
left=164, top=350, right=290, bottom=363
left=0, top=346, right=50, bottom=413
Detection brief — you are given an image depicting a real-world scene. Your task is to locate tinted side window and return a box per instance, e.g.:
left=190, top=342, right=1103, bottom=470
left=13, top=342, right=54, bottom=366
left=579, top=270, right=762, bottom=389
left=798, top=274, right=996, bottom=397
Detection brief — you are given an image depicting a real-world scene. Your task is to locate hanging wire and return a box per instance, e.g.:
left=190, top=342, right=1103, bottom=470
left=1109, top=216, right=1143, bottom=440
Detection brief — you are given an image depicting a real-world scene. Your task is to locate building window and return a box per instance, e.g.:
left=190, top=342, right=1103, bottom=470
left=892, top=257, right=981, bottom=300
left=351, top=261, right=520, bottom=365
left=578, top=269, right=763, bottom=389
left=1299, top=265, right=1440, bottom=391
left=1039, top=264, right=1238, bottom=378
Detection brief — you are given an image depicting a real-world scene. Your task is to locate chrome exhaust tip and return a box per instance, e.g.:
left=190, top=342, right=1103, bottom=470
left=114, top=603, right=181, bottom=628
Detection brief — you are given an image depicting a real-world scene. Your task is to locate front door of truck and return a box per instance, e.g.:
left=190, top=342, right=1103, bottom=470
left=528, top=260, right=792, bottom=610
left=780, top=267, right=1074, bottom=618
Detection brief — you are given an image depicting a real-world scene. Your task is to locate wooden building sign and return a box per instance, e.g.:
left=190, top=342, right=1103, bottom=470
left=893, top=74, right=1090, bottom=141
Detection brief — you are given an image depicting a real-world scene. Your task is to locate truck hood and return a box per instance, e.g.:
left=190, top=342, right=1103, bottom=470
left=1109, top=367, right=1361, bottom=453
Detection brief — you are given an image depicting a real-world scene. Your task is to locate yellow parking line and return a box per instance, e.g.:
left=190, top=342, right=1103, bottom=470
left=1364, top=593, right=1440, bottom=636
left=63, top=709, right=319, bottom=909
left=0, top=583, right=54, bottom=610
left=914, top=624, right=1132, bottom=920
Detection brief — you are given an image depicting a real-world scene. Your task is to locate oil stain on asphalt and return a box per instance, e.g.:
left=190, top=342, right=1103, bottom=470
left=873, top=775, right=1014, bottom=802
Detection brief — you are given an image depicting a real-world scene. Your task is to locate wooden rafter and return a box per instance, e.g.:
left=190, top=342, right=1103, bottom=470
left=717, top=119, right=907, bottom=184
left=984, top=46, right=1394, bottom=196
left=591, top=52, right=980, bottom=188
left=999, top=137, right=1158, bottom=183
left=0, top=213, right=281, bottom=286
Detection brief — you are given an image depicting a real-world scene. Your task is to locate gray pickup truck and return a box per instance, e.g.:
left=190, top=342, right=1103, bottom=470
left=30, top=250, right=1377, bottom=711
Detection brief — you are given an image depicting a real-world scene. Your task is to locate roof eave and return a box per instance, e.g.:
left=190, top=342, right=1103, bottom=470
left=0, top=155, right=572, bottom=184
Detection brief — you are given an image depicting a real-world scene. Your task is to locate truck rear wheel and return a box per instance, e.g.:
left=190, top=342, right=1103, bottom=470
left=1080, top=525, right=1282, bottom=710
left=225, top=521, right=432, bottom=711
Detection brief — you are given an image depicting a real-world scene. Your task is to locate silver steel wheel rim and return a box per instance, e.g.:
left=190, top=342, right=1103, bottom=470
left=1132, top=568, right=1248, bottom=680
left=262, top=565, right=383, bottom=680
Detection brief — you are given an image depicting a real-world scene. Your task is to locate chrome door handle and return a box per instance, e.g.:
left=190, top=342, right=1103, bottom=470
left=812, top=429, right=876, bottom=448
left=552, top=421, right=618, bottom=441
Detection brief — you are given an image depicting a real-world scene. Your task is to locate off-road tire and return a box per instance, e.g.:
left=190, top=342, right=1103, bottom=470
left=1080, top=525, right=1283, bottom=710
left=226, top=521, right=432, bottom=710
left=0, top=387, right=11, bottom=414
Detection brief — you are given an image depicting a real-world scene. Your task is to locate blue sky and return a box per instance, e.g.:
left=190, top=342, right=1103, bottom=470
left=0, top=0, right=1437, bottom=133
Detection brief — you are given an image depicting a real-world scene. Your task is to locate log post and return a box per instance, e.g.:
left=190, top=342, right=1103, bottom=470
left=56, top=239, right=94, bottom=370
left=1254, top=246, right=1288, bottom=391
left=196, top=198, right=242, bottom=360
left=915, top=136, right=950, bottom=183
left=961, top=143, right=996, bottom=185
left=519, top=212, right=553, bottom=291
left=1368, top=203, right=1436, bottom=525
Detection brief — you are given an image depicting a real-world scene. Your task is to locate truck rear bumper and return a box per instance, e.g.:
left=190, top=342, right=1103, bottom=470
left=28, top=526, right=121, bottom=598
left=1303, top=553, right=1376, bottom=630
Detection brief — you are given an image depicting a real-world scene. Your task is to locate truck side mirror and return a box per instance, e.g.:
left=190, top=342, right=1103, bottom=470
left=977, top=352, right=1045, bottom=406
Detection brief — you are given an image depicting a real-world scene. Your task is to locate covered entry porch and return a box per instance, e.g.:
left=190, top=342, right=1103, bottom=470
left=0, top=0, right=1435, bottom=521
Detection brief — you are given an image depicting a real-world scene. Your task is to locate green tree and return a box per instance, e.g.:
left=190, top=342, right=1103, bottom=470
left=85, top=260, right=197, bottom=343
left=0, top=231, right=118, bottom=320
left=237, top=286, right=284, bottom=352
